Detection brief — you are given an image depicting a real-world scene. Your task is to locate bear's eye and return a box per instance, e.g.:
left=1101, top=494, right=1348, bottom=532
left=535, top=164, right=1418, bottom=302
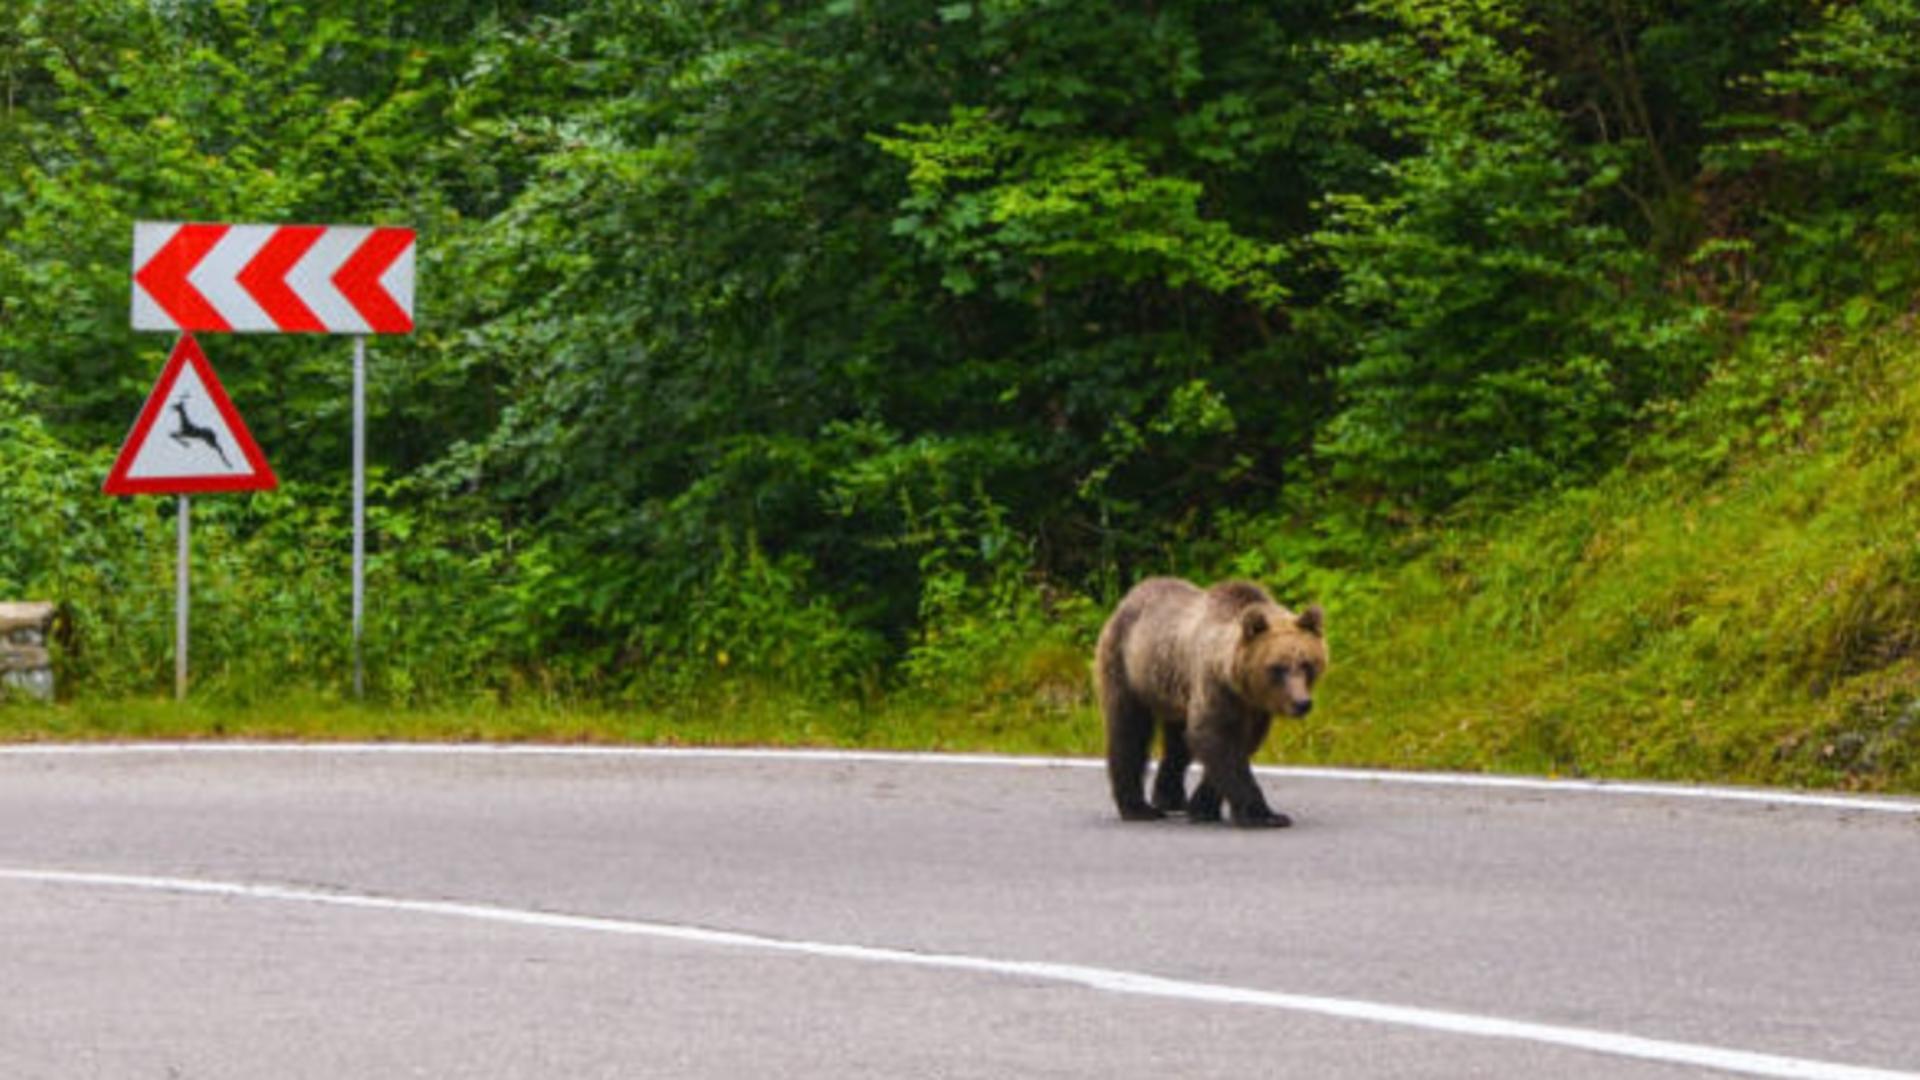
left=1267, top=664, right=1289, bottom=683
left=1301, top=662, right=1318, bottom=682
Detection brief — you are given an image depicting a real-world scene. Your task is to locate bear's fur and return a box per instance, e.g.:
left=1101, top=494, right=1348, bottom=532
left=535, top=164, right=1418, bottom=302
left=1094, top=577, right=1328, bottom=827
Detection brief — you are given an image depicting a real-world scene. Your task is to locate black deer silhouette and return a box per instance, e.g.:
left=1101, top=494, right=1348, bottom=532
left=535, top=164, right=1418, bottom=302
left=170, top=395, right=233, bottom=470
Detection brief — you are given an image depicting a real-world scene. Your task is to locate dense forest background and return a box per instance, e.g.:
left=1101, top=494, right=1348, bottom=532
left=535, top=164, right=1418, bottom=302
left=6, top=0, right=1920, bottom=785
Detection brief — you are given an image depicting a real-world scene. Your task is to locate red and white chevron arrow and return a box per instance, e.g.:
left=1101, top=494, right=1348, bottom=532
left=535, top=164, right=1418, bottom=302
left=131, top=222, right=415, bottom=334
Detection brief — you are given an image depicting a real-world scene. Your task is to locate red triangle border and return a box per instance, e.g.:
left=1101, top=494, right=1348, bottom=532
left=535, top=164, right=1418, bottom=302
left=103, top=334, right=279, bottom=496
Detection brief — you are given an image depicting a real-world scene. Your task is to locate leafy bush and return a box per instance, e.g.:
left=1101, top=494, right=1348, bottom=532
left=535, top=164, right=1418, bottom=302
left=1711, top=0, right=1920, bottom=316
left=1314, top=0, right=1709, bottom=515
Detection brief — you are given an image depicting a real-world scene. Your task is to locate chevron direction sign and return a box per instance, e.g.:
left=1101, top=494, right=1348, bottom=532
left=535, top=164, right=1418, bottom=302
left=132, top=222, right=415, bottom=334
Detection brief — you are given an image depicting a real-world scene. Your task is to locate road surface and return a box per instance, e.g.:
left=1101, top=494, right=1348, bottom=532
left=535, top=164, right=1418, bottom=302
left=1, top=744, right=1917, bottom=1078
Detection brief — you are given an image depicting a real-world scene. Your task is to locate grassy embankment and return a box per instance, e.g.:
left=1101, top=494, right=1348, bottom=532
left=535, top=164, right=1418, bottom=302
left=1290, top=323, right=1920, bottom=792
left=8, top=326, right=1919, bottom=793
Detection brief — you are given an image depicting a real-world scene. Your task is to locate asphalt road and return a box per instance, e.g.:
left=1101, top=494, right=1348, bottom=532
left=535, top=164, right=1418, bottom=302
left=1, top=745, right=1917, bottom=1079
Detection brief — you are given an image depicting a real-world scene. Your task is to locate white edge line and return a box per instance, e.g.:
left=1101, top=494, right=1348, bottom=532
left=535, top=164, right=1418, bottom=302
left=0, top=866, right=1912, bottom=1080
left=3, top=742, right=1918, bottom=816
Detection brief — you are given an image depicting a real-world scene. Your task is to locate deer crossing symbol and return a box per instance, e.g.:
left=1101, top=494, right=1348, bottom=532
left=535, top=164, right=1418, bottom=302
left=170, top=394, right=233, bottom=470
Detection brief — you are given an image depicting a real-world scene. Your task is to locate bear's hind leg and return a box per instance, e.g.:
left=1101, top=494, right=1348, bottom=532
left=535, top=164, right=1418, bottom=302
left=1105, top=695, right=1164, bottom=821
left=1151, top=722, right=1191, bottom=814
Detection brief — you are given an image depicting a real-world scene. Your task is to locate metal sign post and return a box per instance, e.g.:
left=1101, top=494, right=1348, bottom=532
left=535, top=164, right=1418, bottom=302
left=176, top=496, right=190, bottom=700
left=352, top=336, right=366, bottom=699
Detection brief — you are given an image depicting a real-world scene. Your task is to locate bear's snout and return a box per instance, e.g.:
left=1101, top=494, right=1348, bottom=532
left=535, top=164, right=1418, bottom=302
left=1291, top=699, right=1313, bottom=717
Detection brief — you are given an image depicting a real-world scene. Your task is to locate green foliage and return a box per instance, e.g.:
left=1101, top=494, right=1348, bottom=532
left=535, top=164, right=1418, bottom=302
left=1709, top=0, right=1920, bottom=316
left=435, top=0, right=1363, bottom=651
left=632, top=532, right=887, bottom=703
left=1313, top=0, right=1709, bottom=514
left=875, top=107, right=1290, bottom=306
left=898, top=496, right=1094, bottom=699
left=0, top=373, right=165, bottom=695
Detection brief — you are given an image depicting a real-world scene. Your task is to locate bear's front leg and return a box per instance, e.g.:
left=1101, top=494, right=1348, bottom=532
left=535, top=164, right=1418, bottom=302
left=1186, top=779, right=1222, bottom=823
left=1189, top=725, right=1291, bottom=829
left=1215, top=769, right=1289, bottom=827
left=1233, top=714, right=1290, bottom=828
left=1234, top=796, right=1292, bottom=829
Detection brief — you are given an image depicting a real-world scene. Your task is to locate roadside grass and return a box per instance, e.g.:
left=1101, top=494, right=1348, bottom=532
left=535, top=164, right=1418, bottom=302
left=1273, top=325, right=1920, bottom=793
left=0, top=689, right=1102, bottom=758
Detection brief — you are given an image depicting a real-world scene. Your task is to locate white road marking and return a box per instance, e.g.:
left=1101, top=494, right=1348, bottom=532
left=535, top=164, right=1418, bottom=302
left=4, top=741, right=1918, bottom=816
left=1, top=866, right=1912, bottom=1080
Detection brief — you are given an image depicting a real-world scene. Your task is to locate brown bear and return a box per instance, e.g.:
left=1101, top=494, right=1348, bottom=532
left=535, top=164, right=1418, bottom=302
left=1095, top=577, right=1327, bottom=827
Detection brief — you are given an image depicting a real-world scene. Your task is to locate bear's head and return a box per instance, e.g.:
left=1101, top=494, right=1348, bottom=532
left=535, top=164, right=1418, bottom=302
left=1234, top=603, right=1328, bottom=718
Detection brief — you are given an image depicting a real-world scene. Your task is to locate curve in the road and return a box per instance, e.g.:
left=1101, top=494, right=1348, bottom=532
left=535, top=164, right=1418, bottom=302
left=8, top=742, right=1918, bottom=1078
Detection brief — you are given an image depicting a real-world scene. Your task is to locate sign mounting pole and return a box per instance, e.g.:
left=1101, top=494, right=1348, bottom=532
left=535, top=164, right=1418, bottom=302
left=176, top=495, right=190, bottom=701
left=352, top=335, right=366, bottom=700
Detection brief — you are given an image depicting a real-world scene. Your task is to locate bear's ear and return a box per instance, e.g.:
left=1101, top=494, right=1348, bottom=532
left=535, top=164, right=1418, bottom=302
left=1296, top=603, right=1325, bottom=637
left=1241, top=609, right=1270, bottom=642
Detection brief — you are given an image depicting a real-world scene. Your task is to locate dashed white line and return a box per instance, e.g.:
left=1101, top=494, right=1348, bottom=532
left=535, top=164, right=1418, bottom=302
left=3, top=741, right=1918, bottom=816
left=1, top=865, right=1913, bottom=1080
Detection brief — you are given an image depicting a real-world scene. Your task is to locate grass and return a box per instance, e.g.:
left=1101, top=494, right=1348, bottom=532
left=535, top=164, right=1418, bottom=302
left=0, top=688, right=1102, bottom=758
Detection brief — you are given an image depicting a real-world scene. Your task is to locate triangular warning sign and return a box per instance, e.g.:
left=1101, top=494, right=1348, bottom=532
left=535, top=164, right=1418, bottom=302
left=103, top=334, right=278, bottom=496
